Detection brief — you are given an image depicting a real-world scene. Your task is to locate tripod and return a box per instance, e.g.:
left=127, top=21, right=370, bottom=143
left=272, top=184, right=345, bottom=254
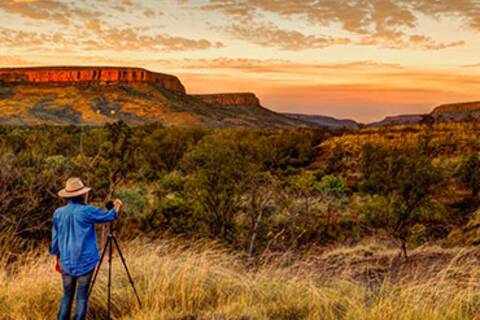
left=88, top=205, right=142, bottom=319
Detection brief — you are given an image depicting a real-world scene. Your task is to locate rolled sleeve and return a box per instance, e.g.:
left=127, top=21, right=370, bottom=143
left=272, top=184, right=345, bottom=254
left=49, top=216, right=59, bottom=256
left=83, top=205, right=117, bottom=224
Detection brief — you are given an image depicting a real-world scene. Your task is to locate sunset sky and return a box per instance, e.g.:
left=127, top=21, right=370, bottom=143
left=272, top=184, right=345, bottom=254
left=1, top=0, right=479, bottom=122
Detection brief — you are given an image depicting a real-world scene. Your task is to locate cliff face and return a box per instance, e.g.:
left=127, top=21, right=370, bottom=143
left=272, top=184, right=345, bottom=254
left=193, top=93, right=260, bottom=107
left=367, top=114, right=425, bottom=128
left=432, top=101, right=480, bottom=113
left=430, top=101, right=480, bottom=123
left=0, top=67, right=186, bottom=94
left=0, top=66, right=317, bottom=127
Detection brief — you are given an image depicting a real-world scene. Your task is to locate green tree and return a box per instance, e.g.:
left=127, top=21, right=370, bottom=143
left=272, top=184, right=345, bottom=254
left=141, top=127, right=205, bottom=176
left=243, top=172, right=276, bottom=257
left=182, top=129, right=261, bottom=242
left=360, top=144, right=443, bottom=261
left=457, top=153, right=480, bottom=197
left=94, top=121, right=136, bottom=199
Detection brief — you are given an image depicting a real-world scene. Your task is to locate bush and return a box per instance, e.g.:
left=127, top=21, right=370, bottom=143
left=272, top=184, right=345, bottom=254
left=315, top=175, right=347, bottom=198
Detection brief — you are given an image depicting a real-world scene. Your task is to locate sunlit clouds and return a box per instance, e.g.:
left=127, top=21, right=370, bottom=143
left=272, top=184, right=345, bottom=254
left=0, top=0, right=479, bottom=122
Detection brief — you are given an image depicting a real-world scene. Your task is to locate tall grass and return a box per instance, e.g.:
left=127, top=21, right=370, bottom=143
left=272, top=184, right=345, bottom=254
left=2, top=239, right=480, bottom=319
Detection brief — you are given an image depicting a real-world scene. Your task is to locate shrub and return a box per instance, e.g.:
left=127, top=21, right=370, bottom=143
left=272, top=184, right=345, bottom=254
left=315, top=175, right=347, bottom=198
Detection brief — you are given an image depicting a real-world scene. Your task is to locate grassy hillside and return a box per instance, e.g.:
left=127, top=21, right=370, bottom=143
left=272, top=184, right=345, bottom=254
left=0, top=83, right=308, bottom=127
left=316, top=122, right=480, bottom=173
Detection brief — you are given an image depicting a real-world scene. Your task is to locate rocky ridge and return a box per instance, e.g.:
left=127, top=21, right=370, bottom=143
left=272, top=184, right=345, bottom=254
left=429, top=101, right=480, bottom=122
left=284, top=113, right=360, bottom=130
left=432, top=101, right=480, bottom=113
left=367, top=114, right=426, bottom=128
left=193, top=93, right=260, bottom=107
left=0, top=66, right=312, bottom=127
left=0, top=66, right=185, bottom=94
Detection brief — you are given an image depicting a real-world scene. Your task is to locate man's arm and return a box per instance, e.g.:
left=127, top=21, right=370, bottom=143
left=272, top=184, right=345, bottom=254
left=49, top=216, right=59, bottom=256
left=84, top=199, right=122, bottom=224
left=50, top=216, right=62, bottom=273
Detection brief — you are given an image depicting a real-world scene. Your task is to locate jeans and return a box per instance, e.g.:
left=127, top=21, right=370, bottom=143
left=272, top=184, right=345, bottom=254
left=57, top=269, right=94, bottom=320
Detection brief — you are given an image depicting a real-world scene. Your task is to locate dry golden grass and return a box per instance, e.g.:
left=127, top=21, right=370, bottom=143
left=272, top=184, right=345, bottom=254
left=318, top=122, right=480, bottom=157
left=2, top=239, right=480, bottom=319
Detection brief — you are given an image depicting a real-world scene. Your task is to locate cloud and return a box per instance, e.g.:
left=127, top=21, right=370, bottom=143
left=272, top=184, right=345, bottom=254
left=411, top=0, right=480, bottom=31
left=407, top=35, right=465, bottom=50
left=228, top=23, right=351, bottom=50
left=0, top=0, right=223, bottom=53
left=227, top=22, right=465, bottom=51
left=0, top=27, right=75, bottom=49
left=156, top=58, right=405, bottom=75
left=0, top=22, right=224, bottom=53
left=0, top=55, right=35, bottom=66
left=0, top=0, right=72, bottom=24
left=88, top=26, right=225, bottom=52
left=196, top=0, right=475, bottom=50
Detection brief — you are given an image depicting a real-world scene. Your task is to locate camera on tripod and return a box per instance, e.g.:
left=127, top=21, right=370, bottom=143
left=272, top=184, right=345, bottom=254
left=88, top=200, right=142, bottom=318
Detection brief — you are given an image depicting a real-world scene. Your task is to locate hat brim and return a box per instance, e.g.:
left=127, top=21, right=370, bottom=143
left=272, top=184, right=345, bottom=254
left=58, top=187, right=91, bottom=198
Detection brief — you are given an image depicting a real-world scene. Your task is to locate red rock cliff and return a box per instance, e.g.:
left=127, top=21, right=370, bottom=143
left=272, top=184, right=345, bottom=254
left=0, top=66, right=185, bottom=94
left=432, top=101, right=480, bottom=113
left=193, top=93, right=260, bottom=107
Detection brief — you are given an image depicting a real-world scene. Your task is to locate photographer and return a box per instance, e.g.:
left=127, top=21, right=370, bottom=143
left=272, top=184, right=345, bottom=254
left=50, top=177, right=122, bottom=320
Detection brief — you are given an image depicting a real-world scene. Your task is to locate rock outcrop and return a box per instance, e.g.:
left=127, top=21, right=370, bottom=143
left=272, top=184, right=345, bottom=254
left=367, top=114, right=425, bottom=128
left=193, top=93, right=260, bottom=107
left=432, top=101, right=480, bottom=113
left=284, top=113, right=360, bottom=129
left=0, top=66, right=186, bottom=94
left=431, top=101, right=480, bottom=122
left=0, top=67, right=315, bottom=127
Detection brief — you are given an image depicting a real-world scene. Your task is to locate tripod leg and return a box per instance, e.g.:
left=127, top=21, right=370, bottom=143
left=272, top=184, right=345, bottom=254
left=88, top=235, right=110, bottom=298
left=108, top=236, right=113, bottom=319
left=112, top=236, right=142, bottom=308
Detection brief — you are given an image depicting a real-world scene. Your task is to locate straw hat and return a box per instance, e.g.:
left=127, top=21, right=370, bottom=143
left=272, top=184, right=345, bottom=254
left=58, top=177, right=91, bottom=198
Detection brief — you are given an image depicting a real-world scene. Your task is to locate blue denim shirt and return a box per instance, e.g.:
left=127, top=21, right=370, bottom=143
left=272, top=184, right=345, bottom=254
left=49, top=201, right=117, bottom=276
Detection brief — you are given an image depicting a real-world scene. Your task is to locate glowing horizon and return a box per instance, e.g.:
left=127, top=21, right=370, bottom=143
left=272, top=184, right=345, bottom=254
left=1, top=0, right=479, bottom=122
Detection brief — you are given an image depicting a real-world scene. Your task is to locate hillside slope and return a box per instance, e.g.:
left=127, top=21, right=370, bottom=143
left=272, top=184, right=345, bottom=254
left=283, top=113, right=360, bottom=129
left=0, top=66, right=309, bottom=128
left=366, top=114, right=426, bottom=127
left=432, top=101, right=480, bottom=122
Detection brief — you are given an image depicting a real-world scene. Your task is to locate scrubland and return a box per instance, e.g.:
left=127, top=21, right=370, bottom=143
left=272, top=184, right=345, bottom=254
left=3, top=123, right=480, bottom=319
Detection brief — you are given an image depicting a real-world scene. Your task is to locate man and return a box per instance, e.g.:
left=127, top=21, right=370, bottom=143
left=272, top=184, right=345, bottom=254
left=50, top=177, right=123, bottom=320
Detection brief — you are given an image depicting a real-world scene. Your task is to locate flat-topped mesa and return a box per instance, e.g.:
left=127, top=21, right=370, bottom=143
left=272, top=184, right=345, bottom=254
left=0, top=66, right=186, bottom=94
left=193, top=93, right=261, bottom=107
left=432, top=101, right=480, bottom=113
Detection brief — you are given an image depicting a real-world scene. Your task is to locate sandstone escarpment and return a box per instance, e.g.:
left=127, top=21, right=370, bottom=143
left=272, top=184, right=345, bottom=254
left=0, top=66, right=315, bottom=127
left=367, top=114, right=425, bottom=128
left=193, top=93, right=260, bottom=107
left=0, top=66, right=185, bottom=94
left=432, top=101, right=480, bottom=113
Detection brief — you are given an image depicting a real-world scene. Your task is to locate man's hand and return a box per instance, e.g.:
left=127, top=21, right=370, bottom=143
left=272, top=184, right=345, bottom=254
left=55, top=256, right=62, bottom=273
left=113, top=199, right=123, bottom=213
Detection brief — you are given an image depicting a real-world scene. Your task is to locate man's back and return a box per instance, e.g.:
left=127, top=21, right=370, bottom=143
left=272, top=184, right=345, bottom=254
left=50, top=202, right=117, bottom=276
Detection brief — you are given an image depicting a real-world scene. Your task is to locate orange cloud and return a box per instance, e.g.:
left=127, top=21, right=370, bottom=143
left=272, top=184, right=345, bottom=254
left=228, top=23, right=351, bottom=50
left=0, top=0, right=72, bottom=24
left=0, top=24, right=224, bottom=53
left=0, top=55, right=35, bottom=65
left=197, top=0, right=476, bottom=50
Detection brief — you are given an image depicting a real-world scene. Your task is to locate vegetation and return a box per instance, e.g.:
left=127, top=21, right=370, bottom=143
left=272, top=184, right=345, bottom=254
left=2, top=122, right=480, bottom=253
left=3, top=238, right=480, bottom=319
left=4, top=121, right=480, bottom=318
